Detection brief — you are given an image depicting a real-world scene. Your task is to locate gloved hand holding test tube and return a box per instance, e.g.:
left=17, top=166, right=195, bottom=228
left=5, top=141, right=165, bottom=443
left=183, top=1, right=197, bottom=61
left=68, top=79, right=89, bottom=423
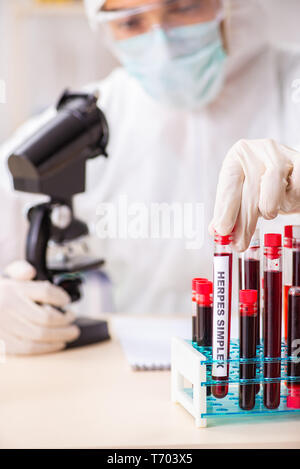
left=209, top=139, right=300, bottom=253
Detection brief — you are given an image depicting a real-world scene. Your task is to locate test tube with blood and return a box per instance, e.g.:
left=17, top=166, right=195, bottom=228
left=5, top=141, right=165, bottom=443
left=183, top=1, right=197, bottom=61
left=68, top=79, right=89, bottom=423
left=263, top=234, right=282, bottom=410
left=284, top=226, right=294, bottom=342
left=196, top=280, right=213, bottom=396
left=239, top=289, right=258, bottom=411
left=192, top=278, right=207, bottom=342
left=287, top=287, right=300, bottom=409
left=239, top=229, right=261, bottom=394
left=283, top=226, right=300, bottom=341
left=212, top=233, right=233, bottom=399
left=239, top=229, right=260, bottom=347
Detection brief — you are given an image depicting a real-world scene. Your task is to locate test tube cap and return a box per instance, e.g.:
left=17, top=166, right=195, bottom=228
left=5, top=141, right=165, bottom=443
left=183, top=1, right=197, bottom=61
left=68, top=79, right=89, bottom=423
left=287, top=387, right=300, bottom=410
left=192, top=278, right=208, bottom=291
left=284, top=226, right=293, bottom=248
left=284, top=225, right=293, bottom=239
left=284, top=225, right=300, bottom=248
left=264, top=233, right=282, bottom=247
left=214, top=232, right=232, bottom=245
left=239, top=289, right=258, bottom=305
left=196, top=280, right=213, bottom=295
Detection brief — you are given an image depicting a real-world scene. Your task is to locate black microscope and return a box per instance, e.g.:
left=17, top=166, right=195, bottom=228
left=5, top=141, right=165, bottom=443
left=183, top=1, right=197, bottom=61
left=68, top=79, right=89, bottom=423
left=7, top=90, right=110, bottom=348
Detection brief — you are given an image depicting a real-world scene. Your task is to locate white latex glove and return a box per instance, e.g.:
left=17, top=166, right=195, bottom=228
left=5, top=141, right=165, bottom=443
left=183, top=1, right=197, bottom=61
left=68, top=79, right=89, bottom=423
left=209, top=139, right=300, bottom=251
left=0, top=260, right=80, bottom=355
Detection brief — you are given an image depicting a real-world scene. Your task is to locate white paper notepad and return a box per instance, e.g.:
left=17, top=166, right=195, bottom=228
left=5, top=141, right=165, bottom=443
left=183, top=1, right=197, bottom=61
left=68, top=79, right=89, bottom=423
left=112, top=317, right=191, bottom=370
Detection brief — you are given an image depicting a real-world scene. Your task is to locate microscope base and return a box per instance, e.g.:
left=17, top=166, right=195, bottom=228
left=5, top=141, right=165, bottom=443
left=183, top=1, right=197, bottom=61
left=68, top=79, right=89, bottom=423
left=66, top=317, right=110, bottom=349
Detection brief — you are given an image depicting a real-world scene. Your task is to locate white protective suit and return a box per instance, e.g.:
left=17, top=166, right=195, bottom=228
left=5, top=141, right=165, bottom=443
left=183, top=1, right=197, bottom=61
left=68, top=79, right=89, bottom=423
left=1, top=0, right=300, bottom=315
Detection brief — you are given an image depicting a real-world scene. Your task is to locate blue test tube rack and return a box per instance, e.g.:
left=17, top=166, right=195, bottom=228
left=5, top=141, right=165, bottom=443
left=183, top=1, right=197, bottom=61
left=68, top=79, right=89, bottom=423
left=171, top=337, right=300, bottom=427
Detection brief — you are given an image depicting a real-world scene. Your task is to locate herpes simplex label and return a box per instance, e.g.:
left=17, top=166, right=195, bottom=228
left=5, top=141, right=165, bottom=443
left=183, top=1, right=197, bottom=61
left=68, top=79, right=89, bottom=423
left=212, top=256, right=229, bottom=377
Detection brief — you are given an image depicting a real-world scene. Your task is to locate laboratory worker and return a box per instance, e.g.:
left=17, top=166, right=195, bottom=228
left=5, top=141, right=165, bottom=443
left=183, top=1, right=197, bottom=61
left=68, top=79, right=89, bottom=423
left=0, top=0, right=300, bottom=354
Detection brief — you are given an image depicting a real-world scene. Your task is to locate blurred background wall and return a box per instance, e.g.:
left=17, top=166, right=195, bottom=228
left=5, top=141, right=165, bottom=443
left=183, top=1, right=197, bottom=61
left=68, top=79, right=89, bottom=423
left=0, top=0, right=119, bottom=142
left=0, top=0, right=300, bottom=143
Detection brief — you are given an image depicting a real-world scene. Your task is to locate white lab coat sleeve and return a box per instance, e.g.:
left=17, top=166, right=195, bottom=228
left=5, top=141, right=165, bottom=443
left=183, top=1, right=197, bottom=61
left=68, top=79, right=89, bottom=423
left=0, top=107, right=55, bottom=269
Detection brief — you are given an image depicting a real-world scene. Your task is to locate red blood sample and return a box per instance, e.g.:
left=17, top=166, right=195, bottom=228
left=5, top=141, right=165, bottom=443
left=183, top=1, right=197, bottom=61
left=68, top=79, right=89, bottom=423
left=284, top=226, right=293, bottom=341
left=243, top=257, right=261, bottom=394
left=192, top=278, right=207, bottom=342
left=238, top=230, right=261, bottom=348
left=283, top=226, right=300, bottom=341
left=241, top=258, right=260, bottom=344
left=287, top=287, right=300, bottom=409
left=239, top=290, right=258, bottom=411
left=196, top=281, right=213, bottom=397
left=196, top=281, right=213, bottom=348
left=263, top=233, right=282, bottom=410
left=284, top=285, right=291, bottom=342
left=192, top=316, right=197, bottom=343
left=292, top=249, right=300, bottom=286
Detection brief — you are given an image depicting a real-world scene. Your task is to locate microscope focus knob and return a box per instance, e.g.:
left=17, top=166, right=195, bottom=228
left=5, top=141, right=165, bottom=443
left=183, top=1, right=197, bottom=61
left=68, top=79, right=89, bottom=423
left=51, top=205, right=72, bottom=230
left=55, top=276, right=82, bottom=302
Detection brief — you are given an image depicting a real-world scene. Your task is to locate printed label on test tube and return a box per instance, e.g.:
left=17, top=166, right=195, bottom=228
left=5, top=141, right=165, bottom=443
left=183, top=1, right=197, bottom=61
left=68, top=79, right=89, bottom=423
left=213, top=255, right=230, bottom=377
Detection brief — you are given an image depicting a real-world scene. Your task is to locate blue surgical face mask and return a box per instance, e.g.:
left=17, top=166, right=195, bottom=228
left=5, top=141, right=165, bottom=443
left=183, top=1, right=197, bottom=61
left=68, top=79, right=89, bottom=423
left=112, top=20, right=227, bottom=110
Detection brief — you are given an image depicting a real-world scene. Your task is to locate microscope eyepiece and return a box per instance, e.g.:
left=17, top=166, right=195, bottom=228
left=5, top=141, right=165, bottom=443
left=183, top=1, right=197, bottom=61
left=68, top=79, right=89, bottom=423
left=8, top=89, right=109, bottom=200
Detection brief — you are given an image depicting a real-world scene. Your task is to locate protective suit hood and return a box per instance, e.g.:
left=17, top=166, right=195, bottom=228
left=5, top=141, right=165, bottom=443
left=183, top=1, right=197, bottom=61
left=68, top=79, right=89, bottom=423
left=83, top=0, right=269, bottom=78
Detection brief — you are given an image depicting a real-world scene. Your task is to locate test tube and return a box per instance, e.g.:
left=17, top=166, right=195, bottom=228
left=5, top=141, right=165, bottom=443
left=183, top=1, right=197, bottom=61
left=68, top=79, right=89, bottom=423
left=239, top=289, right=258, bottom=411
left=192, top=278, right=207, bottom=342
left=287, top=287, right=300, bottom=409
left=283, top=226, right=300, bottom=341
left=196, top=280, right=213, bottom=396
left=196, top=281, right=213, bottom=347
left=292, top=228, right=300, bottom=286
left=212, top=233, right=233, bottom=399
left=261, top=277, right=264, bottom=339
left=263, top=233, right=282, bottom=410
left=239, top=229, right=261, bottom=347
left=284, top=226, right=294, bottom=341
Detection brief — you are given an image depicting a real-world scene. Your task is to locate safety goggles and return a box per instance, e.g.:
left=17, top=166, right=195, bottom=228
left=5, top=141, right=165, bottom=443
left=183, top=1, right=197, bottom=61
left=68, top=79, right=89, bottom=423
left=95, top=0, right=225, bottom=40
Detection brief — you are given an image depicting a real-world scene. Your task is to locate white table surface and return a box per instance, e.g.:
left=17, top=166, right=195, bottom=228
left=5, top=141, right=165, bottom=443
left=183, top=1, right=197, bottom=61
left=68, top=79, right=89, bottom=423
left=1, top=316, right=300, bottom=449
